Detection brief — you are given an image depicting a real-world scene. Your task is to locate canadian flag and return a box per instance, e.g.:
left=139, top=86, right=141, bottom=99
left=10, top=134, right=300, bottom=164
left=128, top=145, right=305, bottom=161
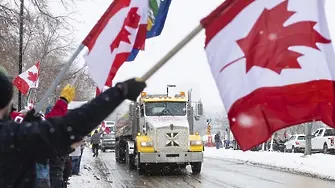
left=201, top=0, right=335, bottom=151
left=13, top=61, right=40, bottom=95
left=83, top=0, right=148, bottom=90
left=101, top=121, right=111, bottom=134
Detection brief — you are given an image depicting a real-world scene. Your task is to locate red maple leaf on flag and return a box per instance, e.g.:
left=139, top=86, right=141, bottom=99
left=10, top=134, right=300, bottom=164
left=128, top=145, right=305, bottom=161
left=220, top=0, right=331, bottom=74
left=27, top=71, right=38, bottom=82
left=110, top=7, right=141, bottom=53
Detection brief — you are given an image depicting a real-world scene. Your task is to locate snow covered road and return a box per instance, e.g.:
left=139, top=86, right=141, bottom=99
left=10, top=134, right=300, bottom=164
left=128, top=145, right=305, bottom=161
left=204, top=147, right=335, bottom=181
left=69, top=148, right=335, bottom=188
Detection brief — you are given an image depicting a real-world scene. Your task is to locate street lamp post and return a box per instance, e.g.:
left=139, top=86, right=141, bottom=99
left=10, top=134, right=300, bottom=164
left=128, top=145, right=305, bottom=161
left=18, top=0, right=24, bottom=111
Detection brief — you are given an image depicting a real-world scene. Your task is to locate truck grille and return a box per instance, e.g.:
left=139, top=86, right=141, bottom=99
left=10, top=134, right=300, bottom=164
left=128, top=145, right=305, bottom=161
left=156, top=127, right=189, bottom=152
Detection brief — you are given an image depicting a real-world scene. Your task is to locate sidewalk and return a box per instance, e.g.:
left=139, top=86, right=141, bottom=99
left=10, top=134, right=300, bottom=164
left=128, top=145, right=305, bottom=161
left=204, top=147, right=335, bottom=181
left=68, top=149, right=110, bottom=188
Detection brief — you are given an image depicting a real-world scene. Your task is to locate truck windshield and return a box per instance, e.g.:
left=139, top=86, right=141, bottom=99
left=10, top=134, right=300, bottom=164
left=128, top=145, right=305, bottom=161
left=145, top=102, right=187, bottom=116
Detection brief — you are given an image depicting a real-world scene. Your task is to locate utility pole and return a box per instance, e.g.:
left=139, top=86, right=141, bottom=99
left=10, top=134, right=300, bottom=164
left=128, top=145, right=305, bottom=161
left=304, top=122, right=313, bottom=155
left=226, top=127, right=231, bottom=149
left=18, top=0, right=24, bottom=111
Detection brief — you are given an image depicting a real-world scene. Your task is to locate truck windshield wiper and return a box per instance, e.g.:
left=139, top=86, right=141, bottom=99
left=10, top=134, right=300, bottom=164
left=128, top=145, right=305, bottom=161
left=158, top=108, right=174, bottom=117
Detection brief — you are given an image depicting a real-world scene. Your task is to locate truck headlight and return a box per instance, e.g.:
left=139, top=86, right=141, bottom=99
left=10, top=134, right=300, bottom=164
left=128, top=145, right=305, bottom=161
left=141, top=141, right=153, bottom=147
left=190, top=140, right=202, bottom=146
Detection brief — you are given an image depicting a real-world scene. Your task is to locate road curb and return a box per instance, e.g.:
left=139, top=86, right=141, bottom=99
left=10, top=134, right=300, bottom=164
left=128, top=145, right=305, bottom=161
left=205, top=156, right=335, bottom=182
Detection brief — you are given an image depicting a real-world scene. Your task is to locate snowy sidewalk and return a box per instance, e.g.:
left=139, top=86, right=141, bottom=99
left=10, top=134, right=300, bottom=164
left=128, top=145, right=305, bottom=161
left=204, top=147, right=335, bottom=180
left=68, top=149, right=110, bottom=188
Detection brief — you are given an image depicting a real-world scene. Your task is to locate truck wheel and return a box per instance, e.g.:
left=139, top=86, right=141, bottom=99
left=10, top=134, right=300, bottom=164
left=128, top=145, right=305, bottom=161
left=126, top=146, right=135, bottom=170
left=191, top=162, right=202, bottom=174
left=323, top=144, right=328, bottom=154
left=115, top=141, right=120, bottom=162
left=137, top=154, right=145, bottom=175
left=137, top=164, right=145, bottom=175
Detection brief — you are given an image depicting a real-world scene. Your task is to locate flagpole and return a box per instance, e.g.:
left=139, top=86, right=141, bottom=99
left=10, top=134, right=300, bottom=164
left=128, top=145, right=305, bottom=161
left=35, top=44, right=85, bottom=113
left=71, top=69, right=85, bottom=86
left=18, top=0, right=24, bottom=111
left=27, top=88, right=37, bottom=109
left=26, top=88, right=32, bottom=109
left=140, top=24, right=203, bottom=81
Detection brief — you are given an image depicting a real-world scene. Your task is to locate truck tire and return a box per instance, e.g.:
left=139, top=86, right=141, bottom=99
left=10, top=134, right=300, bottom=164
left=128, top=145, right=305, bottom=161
left=115, top=141, right=120, bottom=162
left=137, top=153, right=145, bottom=175
left=178, top=164, right=187, bottom=170
left=126, top=145, right=135, bottom=170
left=191, top=162, right=202, bottom=174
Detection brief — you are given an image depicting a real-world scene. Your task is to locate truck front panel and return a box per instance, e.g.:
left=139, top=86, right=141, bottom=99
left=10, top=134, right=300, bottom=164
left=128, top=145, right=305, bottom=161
left=156, top=126, right=189, bottom=153
left=139, top=151, right=203, bottom=163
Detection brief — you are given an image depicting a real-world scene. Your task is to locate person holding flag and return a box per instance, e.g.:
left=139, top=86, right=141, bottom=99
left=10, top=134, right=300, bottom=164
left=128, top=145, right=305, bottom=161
left=0, top=65, right=146, bottom=187
left=10, top=79, right=77, bottom=188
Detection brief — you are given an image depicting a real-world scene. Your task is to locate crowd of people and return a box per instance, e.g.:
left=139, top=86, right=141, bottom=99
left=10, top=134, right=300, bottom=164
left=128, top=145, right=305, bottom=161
left=0, top=65, right=146, bottom=188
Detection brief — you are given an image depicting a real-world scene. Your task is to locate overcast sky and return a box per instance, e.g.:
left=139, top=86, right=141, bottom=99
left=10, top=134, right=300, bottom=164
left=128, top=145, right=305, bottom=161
left=51, top=0, right=335, bottom=114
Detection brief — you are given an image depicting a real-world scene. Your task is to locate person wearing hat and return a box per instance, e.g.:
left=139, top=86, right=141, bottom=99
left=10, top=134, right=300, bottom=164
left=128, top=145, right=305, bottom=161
left=0, top=66, right=146, bottom=188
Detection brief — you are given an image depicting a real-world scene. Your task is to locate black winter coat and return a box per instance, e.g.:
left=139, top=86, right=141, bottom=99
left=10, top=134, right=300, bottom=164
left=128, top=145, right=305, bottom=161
left=0, top=86, right=125, bottom=188
left=49, top=147, right=74, bottom=182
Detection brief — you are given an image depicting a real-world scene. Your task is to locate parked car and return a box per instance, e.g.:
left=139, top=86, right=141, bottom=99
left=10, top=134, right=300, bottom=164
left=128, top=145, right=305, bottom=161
left=311, top=128, right=335, bottom=154
left=250, top=144, right=262, bottom=151
left=267, top=139, right=286, bottom=152
left=284, top=134, right=305, bottom=153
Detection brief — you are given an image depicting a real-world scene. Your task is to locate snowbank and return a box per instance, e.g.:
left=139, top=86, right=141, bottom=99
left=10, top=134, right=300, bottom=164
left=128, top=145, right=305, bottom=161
left=204, top=147, right=335, bottom=180
left=69, top=150, right=110, bottom=188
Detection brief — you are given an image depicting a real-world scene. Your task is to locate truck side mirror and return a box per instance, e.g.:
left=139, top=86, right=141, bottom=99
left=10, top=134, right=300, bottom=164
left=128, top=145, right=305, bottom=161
left=136, top=106, right=141, bottom=118
left=129, top=103, right=133, bottom=112
left=196, top=102, right=203, bottom=116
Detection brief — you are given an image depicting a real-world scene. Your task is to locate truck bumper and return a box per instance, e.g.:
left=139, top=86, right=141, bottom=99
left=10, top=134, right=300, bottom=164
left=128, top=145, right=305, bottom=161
left=139, top=152, right=203, bottom=163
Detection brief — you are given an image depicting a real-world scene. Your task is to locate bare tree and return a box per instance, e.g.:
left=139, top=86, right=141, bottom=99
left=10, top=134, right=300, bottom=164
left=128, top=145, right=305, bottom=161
left=0, top=0, right=95, bottom=110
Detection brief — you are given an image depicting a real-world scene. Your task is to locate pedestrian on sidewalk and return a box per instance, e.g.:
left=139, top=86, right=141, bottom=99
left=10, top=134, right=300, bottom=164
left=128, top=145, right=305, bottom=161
left=77, top=140, right=86, bottom=174
left=70, top=143, right=82, bottom=175
left=91, top=130, right=102, bottom=157
left=215, top=132, right=221, bottom=149
left=44, top=86, right=74, bottom=188
left=36, top=160, right=50, bottom=188
left=10, top=101, right=51, bottom=188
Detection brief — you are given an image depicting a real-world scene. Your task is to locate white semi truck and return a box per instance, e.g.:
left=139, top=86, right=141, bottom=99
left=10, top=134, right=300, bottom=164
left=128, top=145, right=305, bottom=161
left=115, top=90, right=204, bottom=174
